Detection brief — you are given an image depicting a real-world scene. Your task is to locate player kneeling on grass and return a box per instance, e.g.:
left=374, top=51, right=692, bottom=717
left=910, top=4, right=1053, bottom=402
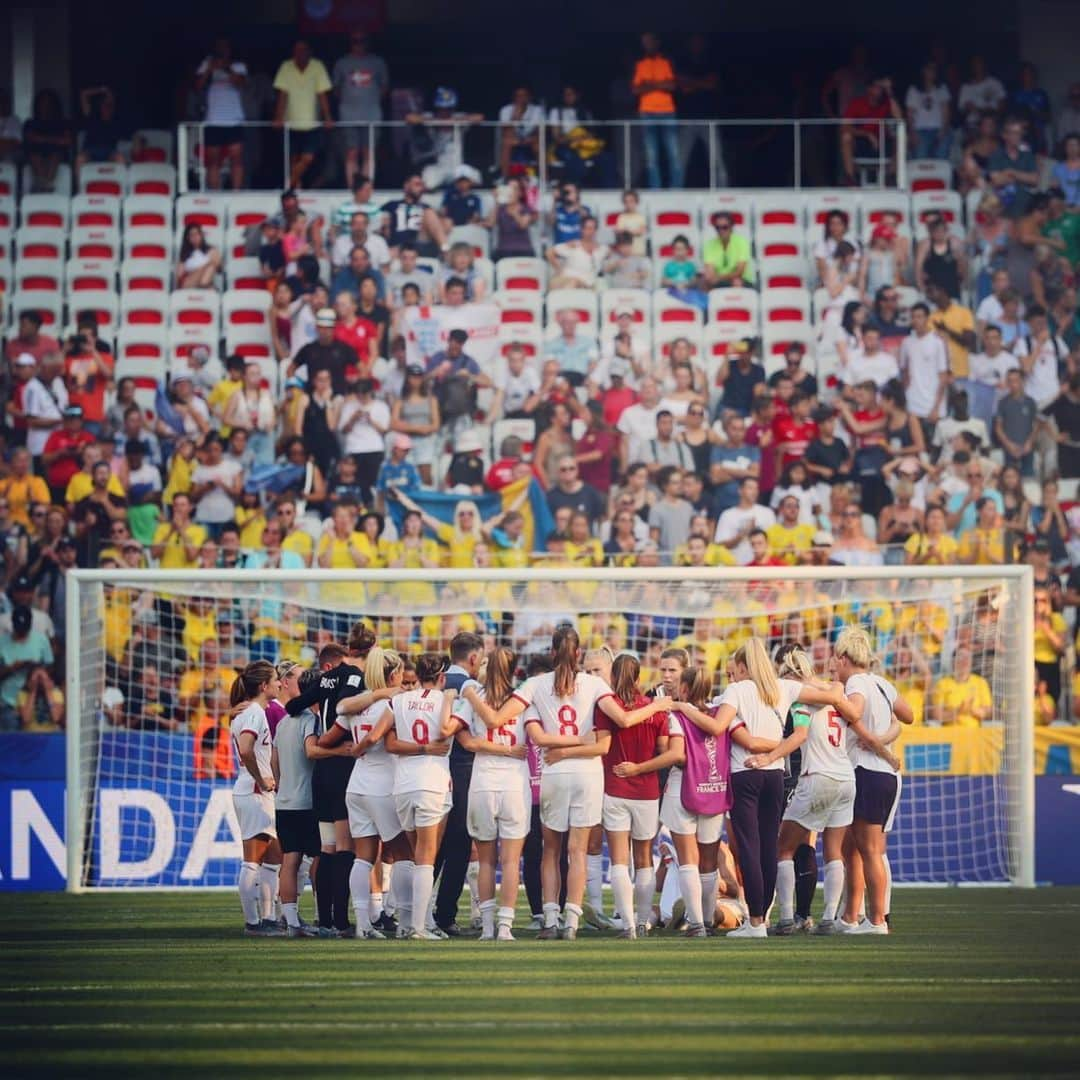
left=443, top=647, right=530, bottom=941
left=744, top=644, right=899, bottom=936
left=601, top=652, right=674, bottom=939
left=464, top=626, right=672, bottom=940
left=385, top=654, right=454, bottom=940
left=230, top=661, right=284, bottom=937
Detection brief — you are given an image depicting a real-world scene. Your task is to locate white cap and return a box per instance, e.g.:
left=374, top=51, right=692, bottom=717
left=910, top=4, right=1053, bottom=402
left=14, top=352, right=36, bottom=367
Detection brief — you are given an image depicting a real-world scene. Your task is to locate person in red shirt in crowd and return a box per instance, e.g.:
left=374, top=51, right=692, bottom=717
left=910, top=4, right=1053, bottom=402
left=41, top=406, right=95, bottom=501
left=745, top=393, right=778, bottom=502
left=4, top=310, right=60, bottom=365
left=841, top=77, right=903, bottom=185
left=64, top=315, right=114, bottom=435
left=747, top=528, right=787, bottom=602
left=770, top=372, right=794, bottom=420
left=333, top=289, right=378, bottom=375
left=485, top=435, right=530, bottom=491
left=773, top=391, right=819, bottom=473
left=599, top=359, right=638, bottom=427
left=576, top=400, right=619, bottom=495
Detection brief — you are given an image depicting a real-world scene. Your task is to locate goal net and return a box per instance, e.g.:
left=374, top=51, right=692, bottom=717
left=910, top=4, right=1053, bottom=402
left=65, top=566, right=1035, bottom=891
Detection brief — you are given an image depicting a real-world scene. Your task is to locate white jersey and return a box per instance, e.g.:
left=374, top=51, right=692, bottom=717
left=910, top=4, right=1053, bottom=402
left=720, top=678, right=802, bottom=773
left=790, top=701, right=854, bottom=782
left=844, top=672, right=899, bottom=775
left=452, top=681, right=529, bottom=792
left=514, top=671, right=613, bottom=776
left=391, top=688, right=451, bottom=793
left=230, top=702, right=272, bottom=796
left=339, top=701, right=396, bottom=797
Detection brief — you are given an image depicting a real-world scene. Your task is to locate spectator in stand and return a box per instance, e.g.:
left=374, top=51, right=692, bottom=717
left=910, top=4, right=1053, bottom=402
left=968, top=324, right=1013, bottom=431
left=545, top=456, right=605, bottom=526
left=1044, top=372, right=1080, bottom=477
left=63, top=322, right=113, bottom=437
left=498, top=86, right=544, bottom=179
left=428, top=329, right=491, bottom=442
left=439, top=165, right=483, bottom=229
left=1052, top=133, right=1080, bottom=211
left=958, top=56, right=1006, bottom=131
left=927, top=285, right=977, bottom=390
left=0, top=88, right=22, bottom=162
left=930, top=646, right=992, bottom=726
left=813, top=211, right=860, bottom=286
left=768, top=343, right=818, bottom=398
left=547, top=215, right=607, bottom=289
left=714, top=339, right=765, bottom=416
left=975, top=267, right=1016, bottom=338
left=330, top=247, right=382, bottom=307
left=709, top=413, right=760, bottom=513
left=290, top=308, right=353, bottom=395
left=332, top=31, right=388, bottom=190
left=41, top=407, right=94, bottom=503
left=703, top=212, right=753, bottom=288
left=915, top=217, right=966, bottom=299
left=175, top=224, right=222, bottom=289
left=805, top=404, right=854, bottom=490
left=632, top=32, right=683, bottom=189
left=6, top=354, right=61, bottom=457
left=330, top=210, right=390, bottom=273
left=190, top=436, right=243, bottom=539
left=149, top=492, right=205, bottom=569
left=6, top=311, right=60, bottom=367
left=437, top=244, right=487, bottom=302
left=946, top=458, right=1004, bottom=537
left=572, top=402, right=616, bottom=497
left=222, top=362, right=276, bottom=466
left=1033, top=586, right=1066, bottom=706
left=988, top=118, right=1038, bottom=217
left=22, top=89, right=71, bottom=193
left=839, top=324, right=899, bottom=391
left=491, top=177, right=536, bottom=260
left=0, top=450, right=48, bottom=531
left=648, top=466, right=694, bottom=558
left=605, top=232, right=652, bottom=290
left=381, top=174, right=448, bottom=258
left=840, top=77, right=903, bottom=186
left=0, top=605, right=57, bottom=731
left=905, top=61, right=953, bottom=160
left=551, top=182, right=590, bottom=244
left=1009, top=62, right=1051, bottom=154
left=773, top=392, right=818, bottom=473
left=75, top=84, right=126, bottom=172
left=632, top=410, right=695, bottom=476
left=272, top=40, right=333, bottom=189
left=866, top=286, right=909, bottom=358
left=766, top=494, right=816, bottom=564
left=713, top=477, right=775, bottom=564
left=969, top=196, right=1011, bottom=304
left=491, top=344, right=541, bottom=423
left=900, top=302, right=949, bottom=432
left=390, top=364, right=440, bottom=486
left=194, top=38, right=248, bottom=190
left=544, top=309, right=598, bottom=387
left=829, top=500, right=882, bottom=566
left=958, top=496, right=1008, bottom=565
left=1013, top=304, right=1067, bottom=411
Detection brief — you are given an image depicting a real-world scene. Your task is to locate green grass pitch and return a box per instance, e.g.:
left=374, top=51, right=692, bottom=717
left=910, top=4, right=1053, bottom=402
left=1, top=888, right=1078, bottom=1077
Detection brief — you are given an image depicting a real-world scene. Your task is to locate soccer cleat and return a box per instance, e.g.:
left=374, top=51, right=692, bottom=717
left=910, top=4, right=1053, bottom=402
left=243, top=923, right=269, bottom=937
left=726, top=921, right=768, bottom=939
left=616, top=926, right=638, bottom=940
left=836, top=919, right=861, bottom=934
left=794, top=915, right=815, bottom=934
left=559, top=926, right=578, bottom=940
left=276, top=916, right=288, bottom=932
left=684, top=922, right=708, bottom=938
left=849, top=919, right=889, bottom=935
left=259, top=919, right=286, bottom=937
left=407, top=928, right=443, bottom=940
left=440, top=922, right=462, bottom=938
left=478, top=932, right=495, bottom=942
left=471, top=916, right=484, bottom=931
left=496, top=925, right=515, bottom=942
left=429, top=926, right=450, bottom=940
left=286, top=923, right=319, bottom=938
left=335, top=925, right=356, bottom=939
left=813, top=919, right=840, bottom=936
left=635, top=922, right=650, bottom=939
left=359, top=927, right=387, bottom=940
left=769, top=919, right=797, bottom=936
left=317, top=925, right=342, bottom=939
left=373, top=911, right=398, bottom=935
left=395, top=925, right=412, bottom=940
left=536, top=926, right=560, bottom=940
left=670, top=899, right=686, bottom=928
left=527, top=915, right=544, bottom=931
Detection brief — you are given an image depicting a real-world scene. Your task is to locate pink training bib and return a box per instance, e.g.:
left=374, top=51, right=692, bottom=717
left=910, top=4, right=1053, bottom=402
left=677, top=710, right=733, bottom=816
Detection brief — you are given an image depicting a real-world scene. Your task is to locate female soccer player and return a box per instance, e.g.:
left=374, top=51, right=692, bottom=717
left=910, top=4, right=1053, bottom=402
left=706, top=638, right=844, bottom=938
left=832, top=626, right=912, bottom=934
left=446, top=647, right=530, bottom=941
left=386, top=653, right=454, bottom=940
left=463, top=627, right=671, bottom=940
left=744, top=644, right=899, bottom=935
left=582, top=646, right=615, bottom=929
left=604, top=653, right=679, bottom=938
left=229, top=660, right=283, bottom=937
left=323, top=647, right=409, bottom=939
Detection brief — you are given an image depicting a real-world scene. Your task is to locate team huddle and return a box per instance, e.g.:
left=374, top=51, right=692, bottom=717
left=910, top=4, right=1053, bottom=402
left=227, top=620, right=910, bottom=941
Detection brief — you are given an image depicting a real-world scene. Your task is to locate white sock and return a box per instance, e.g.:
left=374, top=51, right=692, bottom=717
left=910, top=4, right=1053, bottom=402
left=633, top=866, right=655, bottom=927
left=467, top=860, right=481, bottom=918
left=543, top=902, right=561, bottom=929
left=883, top=853, right=892, bottom=917
left=259, top=864, right=280, bottom=921
left=677, top=864, right=704, bottom=927
left=700, top=871, right=719, bottom=928
left=564, top=901, right=583, bottom=931
left=776, top=859, right=796, bottom=922
left=497, top=905, right=514, bottom=929
left=282, top=901, right=300, bottom=929
left=823, top=860, right=844, bottom=922
left=239, top=862, right=261, bottom=925
left=298, top=855, right=313, bottom=899
left=586, top=854, right=604, bottom=914
left=480, top=898, right=497, bottom=937
left=369, top=891, right=383, bottom=924
left=411, top=865, right=435, bottom=934
left=350, top=858, right=374, bottom=932
left=391, top=860, right=413, bottom=931
left=609, top=863, right=635, bottom=926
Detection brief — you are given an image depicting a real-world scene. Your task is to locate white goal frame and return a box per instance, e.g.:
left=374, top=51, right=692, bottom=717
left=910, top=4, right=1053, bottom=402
left=65, top=564, right=1036, bottom=891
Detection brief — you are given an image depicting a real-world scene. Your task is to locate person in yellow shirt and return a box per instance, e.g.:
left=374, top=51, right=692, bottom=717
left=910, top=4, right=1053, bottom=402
left=178, top=639, right=237, bottom=727
left=0, top=447, right=50, bottom=527
left=235, top=491, right=269, bottom=553
left=675, top=532, right=736, bottom=568
left=64, top=446, right=126, bottom=509
left=766, top=495, right=816, bottom=565
left=150, top=493, right=206, bottom=569
left=206, top=355, right=245, bottom=434
left=180, top=596, right=218, bottom=664
left=274, top=496, right=314, bottom=566
left=387, top=509, right=442, bottom=606
left=904, top=505, right=959, bottom=565
left=395, top=490, right=483, bottom=568
left=316, top=502, right=369, bottom=605
left=1071, top=670, right=1080, bottom=725
left=927, top=282, right=976, bottom=381
left=931, top=647, right=992, bottom=726
left=485, top=510, right=530, bottom=569
left=891, top=634, right=932, bottom=725
left=562, top=511, right=603, bottom=567
left=1035, top=675, right=1057, bottom=725
left=272, top=41, right=333, bottom=189
left=162, top=437, right=197, bottom=506
left=958, top=497, right=1010, bottom=564
left=671, top=618, right=729, bottom=681
left=1033, top=587, right=1066, bottom=706
left=894, top=598, right=947, bottom=661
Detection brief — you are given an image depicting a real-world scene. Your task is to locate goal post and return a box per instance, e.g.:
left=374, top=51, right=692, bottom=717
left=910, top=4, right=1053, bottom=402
left=65, top=565, right=1036, bottom=893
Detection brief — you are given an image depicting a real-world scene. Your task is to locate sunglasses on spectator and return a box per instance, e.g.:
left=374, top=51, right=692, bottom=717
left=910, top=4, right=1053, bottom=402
left=559, top=465, right=577, bottom=472
left=688, top=408, right=705, bottom=416
left=32, top=509, right=46, bottom=517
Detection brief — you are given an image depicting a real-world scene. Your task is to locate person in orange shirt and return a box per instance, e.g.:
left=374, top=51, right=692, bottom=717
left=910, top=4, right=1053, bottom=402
left=632, top=32, right=683, bottom=188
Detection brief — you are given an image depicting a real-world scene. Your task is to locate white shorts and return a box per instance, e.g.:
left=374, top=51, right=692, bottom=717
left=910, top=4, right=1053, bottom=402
left=468, top=782, right=531, bottom=841
left=346, top=791, right=403, bottom=841
left=783, top=773, right=856, bottom=833
left=234, top=792, right=276, bottom=841
left=540, top=772, right=603, bottom=832
left=602, top=794, right=660, bottom=841
left=659, top=791, right=724, bottom=845
left=394, top=789, right=452, bottom=832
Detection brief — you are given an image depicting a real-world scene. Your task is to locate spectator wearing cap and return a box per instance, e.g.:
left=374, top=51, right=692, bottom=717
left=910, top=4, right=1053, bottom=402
left=0, top=448, right=49, bottom=530
left=703, top=213, right=753, bottom=288
left=546, top=216, right=608, bottom=289
left=543, top=309, right=599, bottom=388
left=41, top=406, right=95, bottom=502
left=715, top=339, right=766, bottom=416
left=597, top=355, right=638, bottom=427
left=375, top=434, right=421, bottom=511
left=445, top=429, right=486, bottom=495
left=290, top=307, right=355, bottom=396
left=160, top=373, right=212, bottom=446
left=491, top=344, right=541, bottom=422
left=0, top=604, right=57, bottom=731
left=1, top=575, right=54, bottom=641
left=338, top=377, right=391, bottom=507
left=272, top=40, right=333, bottom=188
left=604, top=232, right=652, bottom=290
left=7, top=352, right=62, bottom=458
